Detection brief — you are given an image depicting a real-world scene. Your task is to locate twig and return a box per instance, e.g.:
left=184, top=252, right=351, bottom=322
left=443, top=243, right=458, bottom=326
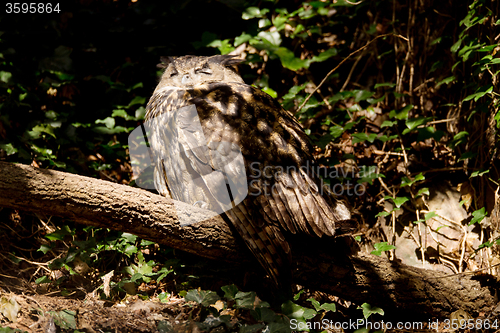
left=297, top=33, right=408, bottom=113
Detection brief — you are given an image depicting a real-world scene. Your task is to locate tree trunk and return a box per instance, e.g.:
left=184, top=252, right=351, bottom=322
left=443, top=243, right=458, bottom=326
left=0, top=161, right=496, bottom=320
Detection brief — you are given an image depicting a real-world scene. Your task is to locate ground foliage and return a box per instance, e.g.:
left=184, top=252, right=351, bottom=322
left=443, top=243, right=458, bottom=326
left=0, top=0, right=499, bottom=332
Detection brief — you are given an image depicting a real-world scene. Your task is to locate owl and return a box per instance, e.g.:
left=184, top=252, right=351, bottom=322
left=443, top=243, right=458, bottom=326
left=145, top=54, right=352, bottom=288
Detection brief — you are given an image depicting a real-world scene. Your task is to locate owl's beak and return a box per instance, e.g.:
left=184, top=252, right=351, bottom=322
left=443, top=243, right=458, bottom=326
left=181, top=74, right=192, bottom=85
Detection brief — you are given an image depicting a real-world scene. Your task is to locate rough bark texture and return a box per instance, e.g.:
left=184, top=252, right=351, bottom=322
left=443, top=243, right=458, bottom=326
left=0, top=161, right=497, bottom=320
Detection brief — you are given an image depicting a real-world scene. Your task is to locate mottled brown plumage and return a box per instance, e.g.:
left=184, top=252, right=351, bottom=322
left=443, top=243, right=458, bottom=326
left=145, top=55, right=352, bottom=286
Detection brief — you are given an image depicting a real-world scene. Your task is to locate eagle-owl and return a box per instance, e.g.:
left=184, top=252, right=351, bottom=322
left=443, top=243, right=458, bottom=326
left=145, top=54, right=352, bottom=287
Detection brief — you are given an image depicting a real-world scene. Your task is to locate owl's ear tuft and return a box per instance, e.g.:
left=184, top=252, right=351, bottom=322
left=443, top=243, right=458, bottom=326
left=157, top=56, right=176, bottom=68
left=209, top=55, right=244, bottom=66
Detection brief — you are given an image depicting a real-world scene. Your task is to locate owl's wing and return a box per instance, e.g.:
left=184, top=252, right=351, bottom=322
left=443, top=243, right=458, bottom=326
left=186, top=82, right=351, bottom=236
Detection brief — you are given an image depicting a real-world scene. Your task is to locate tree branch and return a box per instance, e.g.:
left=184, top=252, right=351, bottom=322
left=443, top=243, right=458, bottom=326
left=0, top=161, right=496, bottom=319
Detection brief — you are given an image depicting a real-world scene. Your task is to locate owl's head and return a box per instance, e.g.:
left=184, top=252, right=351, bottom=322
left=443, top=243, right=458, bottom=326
left=156, top=55, right=244, bottom=89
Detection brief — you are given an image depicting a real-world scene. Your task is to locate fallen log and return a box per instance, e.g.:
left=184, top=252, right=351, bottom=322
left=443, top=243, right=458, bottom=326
left=0, top=161, right=496, bottom=319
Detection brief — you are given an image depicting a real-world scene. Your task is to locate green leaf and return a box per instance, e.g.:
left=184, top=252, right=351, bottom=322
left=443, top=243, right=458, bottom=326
left=380, top=120, right=396, bottom=128
left=353, top=90, right=374, bottom=102
left=307, top=297, right=321, bottom=311
left=282, top=301, right=305, bottom=319
left=463, top=84, right=493, bottom=101
left=253, top=307, right=278, bottom=322
left=274, top=47, right=309, bottom=70
left=0, top=143, right=17, bottom=156
left=375, top=211, right=390, bottom=218
left=30, top=124, right=56, bottom=139
left=0, top=71, right=13, bottom=84
left=469, top=207, right=487, bottom=225
left=416, top=187, right=430, bottom=197
left=242, top=7, right=269, bottom=20
left=45, top=226, right=73, bottom=241
left=38, top=244, right=52, bottom=254
left=95, top=117, right=115, bottom=129
left=416, top=127, right=444, bottom=142
left=435, top=76, right=456, bottom=88
left=235, top=291, right=256, bottom=309
left=449, top=131, right=469, bottom=149
left=185, top=289, right=220, bottom=307
left=351, top=133, right=377, bottom=144
left=470, top=169, right=489, bottom=178
left=384, top=196, right=409, bottom=208
left=303, top=307, right=317, bottom=320
left=371, top=242, right=396, bottom=256
left=404, top=117, right=432, bottom=131
left=217, top=39, right=235, bottom=54
left=258, top=18, right=272, bottom=29
left=293, top=289, right=305, bottom=301
left=261, top=86, right=277, bottom=98
left=401, top=173, right=425, bottom=187
left=358, top=303, right=384, bottom=319
left=235, top=33, right=252, bottom=46
left=329, top=125, right=344, bottom=139
left=389, top=104, right=413, bottom=120
left=315, top=134, right=334, bottom=149
left=273, top=15, right=288, bottom=31
left=425, top=211, right=437, bottom=221
left=320, top=303, right=336, bottom=312
left=378, top=134, right=398, bottom=142
left=258, top=31, right=282, bottom=47
left=35, top=276, right=51, bottom=284
left=311, top=48, right=337, bottom=62
left=436, top=225, right=450, bottom=232
left=374, top=82, right=396, bottom=88
left=49, top=310, right=77, bottom=330
left=128, top=96, right=146, bottom=107
left=221, top=284, right=238, bottom=300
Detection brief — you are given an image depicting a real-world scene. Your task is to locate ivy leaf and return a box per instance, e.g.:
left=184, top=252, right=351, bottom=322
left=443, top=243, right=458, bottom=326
left=469, top=207, right=487, bottom=225
left=403, top=117, right=433, bottom=133
left=0, top=143, right=17, bottom=156
left=320, top=303, right=336, bottom=312
left=380, top=120, right=397, bottom=128
left=311, top=48, right=337, bottom=62
left=235, top=33, right=252, bottom=46
left=221, top=284, right=238, bottom=300
left=358, top=303, right=384, bottom=319
left=235, top=291, right=256, bottom=309
left=242, top=7, right=269, bottom=20
left=401, top=173, right=425, bottom=187
left=449, top=131, right=469, bottom=149
left=95, top=117, right=115, bottom=129
left=274, top=47, right=308, bottom=70
left=371, top=242, right=396, bottom=256
left=258, top=31, right=281, bottom=47
left=307, top=297, right=321, bottom=311
left=384, top=196, right=409, bottom=208
left=389, top=104, right=413, bottom=120
left=185, top=289, right=220, bottom=307
left=463, top=84, right=493, bottom=101
left=374, top=82, right=396, bottom=88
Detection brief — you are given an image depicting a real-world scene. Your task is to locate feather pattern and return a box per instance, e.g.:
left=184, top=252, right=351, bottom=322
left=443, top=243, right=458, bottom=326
left=145, top=58, right=352, bottom=287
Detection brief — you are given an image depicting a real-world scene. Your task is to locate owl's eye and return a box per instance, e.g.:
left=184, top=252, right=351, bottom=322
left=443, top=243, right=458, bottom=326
left=169, top=70, right=179, bottom=77
left=195, top=64, right=212, bottom=75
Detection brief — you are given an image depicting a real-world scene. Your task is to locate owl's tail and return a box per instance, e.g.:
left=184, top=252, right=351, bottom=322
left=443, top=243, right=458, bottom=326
left=225, top=202, right=293, bottom=291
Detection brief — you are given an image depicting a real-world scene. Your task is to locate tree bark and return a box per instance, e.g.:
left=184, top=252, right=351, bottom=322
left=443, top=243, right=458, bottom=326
left=0, top=161, right=496, bottom=320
